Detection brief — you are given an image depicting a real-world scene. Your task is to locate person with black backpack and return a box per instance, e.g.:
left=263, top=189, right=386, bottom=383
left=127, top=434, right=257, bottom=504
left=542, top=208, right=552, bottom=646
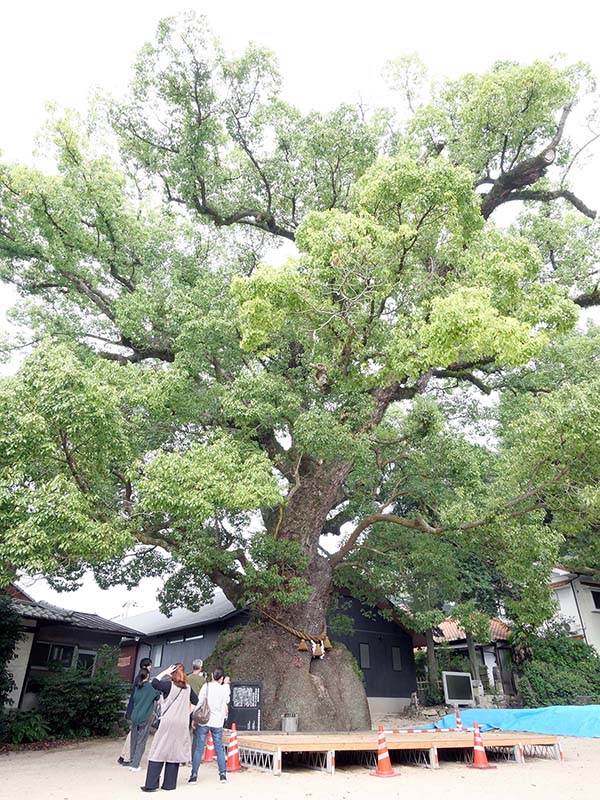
left=189, top=668, right=230, bottom=784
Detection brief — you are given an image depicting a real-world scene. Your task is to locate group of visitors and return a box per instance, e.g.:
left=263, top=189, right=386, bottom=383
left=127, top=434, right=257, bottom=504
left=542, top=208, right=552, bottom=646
left=118, top=656, right=231, bottom=792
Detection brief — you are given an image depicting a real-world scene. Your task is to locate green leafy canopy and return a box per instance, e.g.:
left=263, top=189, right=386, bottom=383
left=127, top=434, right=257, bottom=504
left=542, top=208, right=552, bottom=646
left=1, top=14, right=599, bottom=625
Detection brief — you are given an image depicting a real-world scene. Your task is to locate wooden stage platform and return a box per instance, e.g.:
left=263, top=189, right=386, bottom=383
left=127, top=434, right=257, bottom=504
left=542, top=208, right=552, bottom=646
left=223, top=730, right=561, bottom=775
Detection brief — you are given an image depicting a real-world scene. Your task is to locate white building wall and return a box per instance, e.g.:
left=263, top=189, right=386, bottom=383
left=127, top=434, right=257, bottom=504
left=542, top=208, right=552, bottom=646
left=552, top=584, right=584, bottom=636
left=550, top=568, right=600, bottom=657
left=367, top=696, right=412, bottom=720
left=573, top=578, right=600, bottom=655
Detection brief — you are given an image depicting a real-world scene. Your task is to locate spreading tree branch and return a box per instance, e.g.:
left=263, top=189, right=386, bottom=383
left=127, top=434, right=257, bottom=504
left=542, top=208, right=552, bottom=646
left=496, top=188, right=596, bottom=219
left=479, top=105, right=595, bottom=219
left=331, top=457, right=582, bottom=567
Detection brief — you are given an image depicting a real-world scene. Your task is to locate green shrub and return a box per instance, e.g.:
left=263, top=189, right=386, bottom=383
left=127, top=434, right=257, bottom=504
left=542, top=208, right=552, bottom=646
left=518, top=622, right=600, bottom=707
left=84, top=647, right=129, bottom=735
left=415, top=646, right=471, bottom=678
left=350, top=652, right=365, bottom=684
left=204, top=629, right=245, bottom=676
left=37, top=645, right=128, bottom=738
left=424, top=686, right=443, bottom=705
left=1, top=710, right=49, bottom=744
left=37, top=668, right=89, bottom=737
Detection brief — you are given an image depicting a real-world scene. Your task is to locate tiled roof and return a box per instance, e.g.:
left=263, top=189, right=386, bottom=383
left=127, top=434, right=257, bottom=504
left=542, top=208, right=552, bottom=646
left=10, top=598, right=142, bottom=636
left=126, top=591, right=240, bottom=636
left=435, top=617, right=511, bottom=644
left=66, top=610, right=143, bottom=636
left=550, top=577, right=576, bottom=589
left=11, top=598, right=72, bottom=623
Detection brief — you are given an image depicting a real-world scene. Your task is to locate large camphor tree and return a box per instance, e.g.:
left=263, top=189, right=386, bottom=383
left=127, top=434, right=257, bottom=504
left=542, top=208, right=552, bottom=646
left=1, top=15, right=600, bottom=728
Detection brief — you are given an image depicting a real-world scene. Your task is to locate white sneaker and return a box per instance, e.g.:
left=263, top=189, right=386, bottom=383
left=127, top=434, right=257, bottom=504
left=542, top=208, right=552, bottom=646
left=129, top=766, right=141, bottom=772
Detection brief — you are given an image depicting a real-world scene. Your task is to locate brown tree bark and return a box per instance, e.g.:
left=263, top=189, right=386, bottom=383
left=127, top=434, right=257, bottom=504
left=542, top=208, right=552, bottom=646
left=466, top=631, right=481, bottom=682
left=425, top=627, right=441, bottom=701
left=209, top=457, right=372, bottom=731
left=213, top=595, right=372, bottom=731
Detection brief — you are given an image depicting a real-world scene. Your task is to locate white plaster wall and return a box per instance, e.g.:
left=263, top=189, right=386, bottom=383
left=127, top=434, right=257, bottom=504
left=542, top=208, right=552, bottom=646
left=7, top=630, right=34, bottom=708
left=553, top=585, right=583, bottom=634
left=573, top=579, right=600, bottom=655
left=367, top=696, right=412, bottom=720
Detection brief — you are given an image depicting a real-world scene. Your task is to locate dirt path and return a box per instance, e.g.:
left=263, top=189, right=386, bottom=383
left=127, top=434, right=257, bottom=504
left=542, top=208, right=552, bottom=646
left=1, top=735, right=598, bottom=800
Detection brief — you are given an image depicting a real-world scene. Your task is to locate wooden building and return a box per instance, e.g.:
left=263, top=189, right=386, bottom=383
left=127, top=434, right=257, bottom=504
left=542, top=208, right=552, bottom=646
left=5, top=584, right=143, bottom=709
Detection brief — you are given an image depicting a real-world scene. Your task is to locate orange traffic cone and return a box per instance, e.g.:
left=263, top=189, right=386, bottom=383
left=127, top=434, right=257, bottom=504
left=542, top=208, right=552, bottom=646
left=226, top=723, right=242, bottom=772
left=467, top=722, right=496, bottom=770
left=370, top=725, right=401, bottom=778
left=204, top=730, right=216, bottom=762
left=455, top=708, right=464, bottom=730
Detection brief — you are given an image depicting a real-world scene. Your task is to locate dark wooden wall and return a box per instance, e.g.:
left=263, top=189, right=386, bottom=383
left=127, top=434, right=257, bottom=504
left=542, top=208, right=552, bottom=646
left=331, top=597, right=417, bottom=699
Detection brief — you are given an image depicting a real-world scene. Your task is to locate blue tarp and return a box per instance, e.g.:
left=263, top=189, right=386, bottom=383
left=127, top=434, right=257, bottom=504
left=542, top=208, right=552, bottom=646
left=435, top=706, right=600, bottom=738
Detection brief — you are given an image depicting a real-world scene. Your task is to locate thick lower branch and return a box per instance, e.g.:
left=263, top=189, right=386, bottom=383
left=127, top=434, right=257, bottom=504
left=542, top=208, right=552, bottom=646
left=191, top=195, right=295, bottom=241
left=332, top=459, right=580, bottom=565
left=209, top=570, right=244, bottom=606
left=330, top=512, right=441, bottom=567
left=495, top=188, right=596, bottom=219
left=478, top=105, right=590, bottom=219
left=432, top=368, right=492, bottom=394
left=574, top=288, right=600, bottom=308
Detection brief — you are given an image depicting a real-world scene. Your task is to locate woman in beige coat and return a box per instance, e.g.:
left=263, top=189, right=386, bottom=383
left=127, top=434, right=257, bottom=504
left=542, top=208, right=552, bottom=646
left=141, top=664, right=199, bottom=793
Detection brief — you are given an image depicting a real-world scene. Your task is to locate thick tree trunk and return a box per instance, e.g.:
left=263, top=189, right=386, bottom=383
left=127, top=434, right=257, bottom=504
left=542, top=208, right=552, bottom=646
left=212, top=596, right=371, bottom=731
left=425, top=627, right=441, bottom=700
left=466, top=631, right=481, bottom=682
left=209, top=458, right=372, bottom=730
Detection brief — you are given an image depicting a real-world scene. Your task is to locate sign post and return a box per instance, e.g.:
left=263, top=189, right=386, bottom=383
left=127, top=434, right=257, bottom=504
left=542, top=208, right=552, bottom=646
left=226, top=681, right=263, bottom=731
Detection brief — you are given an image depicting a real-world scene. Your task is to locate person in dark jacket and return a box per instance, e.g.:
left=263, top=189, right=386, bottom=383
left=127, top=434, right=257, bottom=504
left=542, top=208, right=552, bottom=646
left=117, top=657, right=153, bottom=766
left=127, top=658, right=153, bottom=718
left=129, top=669, right=161, bottom=771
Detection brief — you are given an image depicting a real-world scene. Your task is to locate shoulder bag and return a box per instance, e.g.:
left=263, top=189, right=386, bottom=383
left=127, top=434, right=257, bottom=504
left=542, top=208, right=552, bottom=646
left=192, top=684, right=211, bottom=726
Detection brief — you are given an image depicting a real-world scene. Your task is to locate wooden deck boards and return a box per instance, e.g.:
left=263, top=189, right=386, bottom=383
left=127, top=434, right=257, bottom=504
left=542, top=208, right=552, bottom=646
left=225, top=729, right=558, bottom=753
left=223, top=729, right=561, bottom=773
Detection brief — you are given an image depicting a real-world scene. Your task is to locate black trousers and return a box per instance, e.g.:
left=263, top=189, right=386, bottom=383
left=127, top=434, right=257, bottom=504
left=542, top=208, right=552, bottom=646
left=144, top=760, right=180, bottom=790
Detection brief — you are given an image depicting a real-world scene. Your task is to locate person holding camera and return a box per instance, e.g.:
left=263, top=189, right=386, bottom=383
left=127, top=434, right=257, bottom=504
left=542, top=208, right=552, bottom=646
left=140, top=663, right=199, bottom=793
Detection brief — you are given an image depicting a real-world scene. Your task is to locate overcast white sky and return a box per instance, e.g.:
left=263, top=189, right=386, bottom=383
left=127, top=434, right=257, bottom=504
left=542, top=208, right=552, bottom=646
left=2, top=0, right=600, bottom=617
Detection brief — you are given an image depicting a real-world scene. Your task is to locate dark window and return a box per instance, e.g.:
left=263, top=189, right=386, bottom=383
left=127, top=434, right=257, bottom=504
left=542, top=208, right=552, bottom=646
left=49, top=644, right=75, bottom=668
left=592, top=591, right=600, bottom=610
left=29, top=642, right=51, bottom=667
left=359, top=643, right=370, bottom=669
left=151, top=644, right=163, bottom=667
left=76, top=651, right=96, bottom=675
left=30, top=642, right=74, bottom=668
left=391, top=646, right=402, bottom=671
